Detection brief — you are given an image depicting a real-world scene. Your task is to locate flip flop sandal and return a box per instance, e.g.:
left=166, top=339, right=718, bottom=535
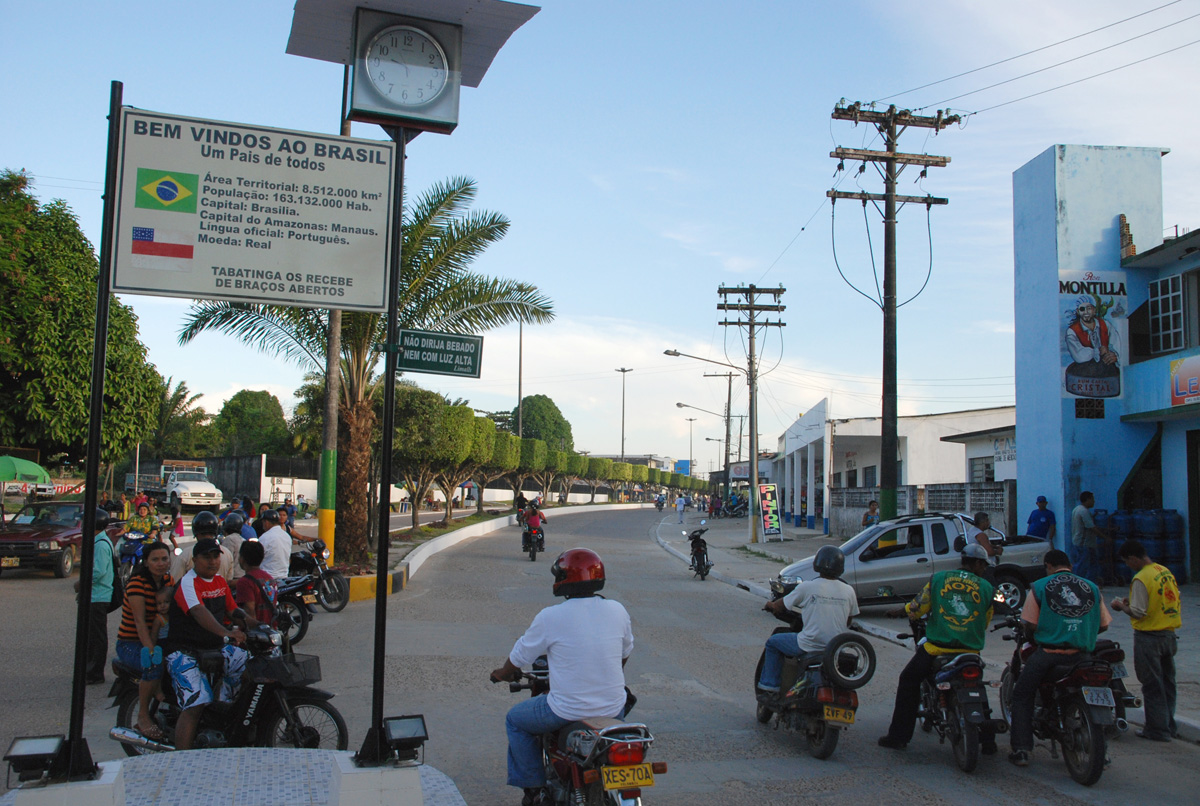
left=138, top=724, right=166, bottom=741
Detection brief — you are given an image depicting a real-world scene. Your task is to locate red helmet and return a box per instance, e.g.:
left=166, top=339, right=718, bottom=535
left=552, top=548, right=605, bottom=598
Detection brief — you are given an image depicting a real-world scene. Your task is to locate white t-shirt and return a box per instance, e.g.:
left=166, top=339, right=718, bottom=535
left=781, top=577, right=860, bottom=653
left=675, top=497, right=686, bottom=512
left=509, top=596, right=634, bottom=721
left=258, top=525, right=292, bottom=579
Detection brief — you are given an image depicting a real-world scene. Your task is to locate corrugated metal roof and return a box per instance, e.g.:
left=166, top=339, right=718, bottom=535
left=287, top=0, right=539, bottom=87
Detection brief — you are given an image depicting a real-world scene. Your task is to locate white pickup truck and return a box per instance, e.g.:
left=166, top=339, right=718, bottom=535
left=125, top=462, right=223, bottom=510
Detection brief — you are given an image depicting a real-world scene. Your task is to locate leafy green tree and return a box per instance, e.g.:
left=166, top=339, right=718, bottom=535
left=646, top=467, right=660, bottom=487
left=536, top=449, right=566, bottom=503
left=179, top=177, right=554, bottom=562
left=584, top=457, right=613, bottom=504
left=433, top=407, right=487, bottom=522
left=513, top=438, right=546, bottom=500
left=148, top=376, right=210, bottom=458
left=559, top=453, right=588, bottom=504
left=608, top=462, right=631, bottom=502
left=0, top=170, right=159, bottom=465
left=511, top=394, right=573, bottom=452
left=288, top=373, right=329, bottom=460
left=392, top=384, right=448, bottom=531
left=475, top=429, right=519, bottom=514
left=630, top=463, right=648, bottom=499
left=212, top=390, right=290, bottom=456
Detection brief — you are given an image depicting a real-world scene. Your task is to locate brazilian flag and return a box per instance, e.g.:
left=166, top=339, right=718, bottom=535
left=135, top=168, right=199, bottom=214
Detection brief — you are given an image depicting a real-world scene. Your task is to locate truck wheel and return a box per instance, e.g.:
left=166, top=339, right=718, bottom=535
left=994, top=574, right=1027, bottom=610
left=54, top=547, right=75, bottom=578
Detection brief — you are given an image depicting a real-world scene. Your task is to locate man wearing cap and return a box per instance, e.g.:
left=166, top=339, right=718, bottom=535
left=257, top=508, right=292, bottom=580
left=1026, top=496, right=1056, bottom=542
left=161, top=538, right=258, bottom=750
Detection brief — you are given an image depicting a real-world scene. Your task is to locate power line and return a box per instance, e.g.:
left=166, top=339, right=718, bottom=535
left=873, top=0, right=1184, bottom=102
left=917, top=9, right=1200, bottom=110
left=968, top=34, right=1200, bottom=114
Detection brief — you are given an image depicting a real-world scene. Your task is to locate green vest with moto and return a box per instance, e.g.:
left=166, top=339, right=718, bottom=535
left=926, top=569, right=994, bottom=651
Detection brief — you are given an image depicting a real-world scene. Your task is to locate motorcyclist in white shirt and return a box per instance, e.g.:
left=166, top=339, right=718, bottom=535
left=490, top=549, right=633, bottom=806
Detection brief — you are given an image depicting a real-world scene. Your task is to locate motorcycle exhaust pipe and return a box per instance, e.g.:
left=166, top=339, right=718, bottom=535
left=110, top=726, right=176, bottom=753
left=1114, top=717, right=1129, bottom=733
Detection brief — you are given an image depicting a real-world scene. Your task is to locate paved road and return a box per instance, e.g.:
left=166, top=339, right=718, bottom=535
left=2, top=507, right=1198, bottom=803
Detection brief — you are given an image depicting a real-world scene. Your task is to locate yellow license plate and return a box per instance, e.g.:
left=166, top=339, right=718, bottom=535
left=601, top=763, right=655, bottom=791
left=1, top=557, right=18, bottom=568
left=302, top=594, right=317, bottom=604
left=823, top=705, right=855, bottom=724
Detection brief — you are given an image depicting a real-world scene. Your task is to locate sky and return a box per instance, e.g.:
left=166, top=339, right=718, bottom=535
left=6, top=0, right=1200, bottom=475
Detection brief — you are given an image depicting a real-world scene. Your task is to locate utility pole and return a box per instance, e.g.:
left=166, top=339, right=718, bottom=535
left=705, top=372, right=735, bottom=499
left=718, top=284, right=785, bottom=543
left=828, top=102, right=956, bottom=520
left=616, top=368, right=632, bottom=461
left=685, top=417, right=696, bottom=480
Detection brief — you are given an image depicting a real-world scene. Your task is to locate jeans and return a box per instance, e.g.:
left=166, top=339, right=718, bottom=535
left=505, top=694, right=571, bottom=789
left=758, top=633, right=801, bottom=691
left=1134, top=630, right=1178, bottom=739
left=677, top=509, right=684, bottom=523
left=86, top=603, right=109, bottom=681
left=1010, top=648, right=1085, bottom=752
left=1069, top=543, right=1100, bottom=584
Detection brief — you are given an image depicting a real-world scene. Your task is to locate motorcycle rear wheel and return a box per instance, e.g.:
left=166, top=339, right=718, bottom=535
left=949, top=701, right=980, bottom=773
left=999, top=667, right=1016, bottom=726
left=262, top=697, right=348, bottom=750
left=276, top=596, right=310, bottom=645
left=529, top=543, right=538, bottom=561
left=1062, top=696, right=1107, bottom=786
left=317, top=571, right=349, bottom=613
left=806, top=719, right=840, bottom=760
left=118, top=560, right=136, bottom=588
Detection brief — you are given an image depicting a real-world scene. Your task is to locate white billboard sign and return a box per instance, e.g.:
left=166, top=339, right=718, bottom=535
left=111, top=108, right=395, bottom=312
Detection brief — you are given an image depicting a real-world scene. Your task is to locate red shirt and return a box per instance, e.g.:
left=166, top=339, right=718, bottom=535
left=165, top=570, right=237, bottom=651
left=235, top=569, right=278, bottom=625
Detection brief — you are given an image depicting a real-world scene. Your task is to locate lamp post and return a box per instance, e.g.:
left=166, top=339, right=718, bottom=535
left=705, top=437, right=723, bottom=493
left=616, top=367, right=632, bottom=461
left=677, top=400, right=732, bottom=510
left=667, top=348, right=760, bottom=542
left=685, top=417, right=696, bottom=479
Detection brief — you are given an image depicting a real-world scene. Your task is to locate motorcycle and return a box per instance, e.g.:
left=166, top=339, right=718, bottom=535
left=498, top=656, right=665, bottom=805
left=109, top=624, right=348, bottom=755
left=898, top=620, right=1007, bottom=773
left=994, top=614, right=1116, bottom=786
left=288, top=538, right=349, bottom=613
left=728, top=499, right=748, bottom=518
left=685, top=522, right=712, bottom=580
left=655, top=499, right=664, bottom=512
left=753, top=605, right=876, bottom=759
left=117, top=530, right=150, bottom=587
left=522, top=525, right=545, bottom=562
left=274, top=574, right=320, bottom=646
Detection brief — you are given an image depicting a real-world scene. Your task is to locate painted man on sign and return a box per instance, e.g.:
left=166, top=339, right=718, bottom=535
left=1060, top=271, right=1126, bottom=399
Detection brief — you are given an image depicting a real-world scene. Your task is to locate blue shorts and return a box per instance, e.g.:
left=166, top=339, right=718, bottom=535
left=166, top=646, right=249, bottom=710
left=115, top=640, right=163, bottom=681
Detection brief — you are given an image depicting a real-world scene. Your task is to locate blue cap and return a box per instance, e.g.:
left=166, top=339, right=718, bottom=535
left=1036, top=495, right=1048, bottom=503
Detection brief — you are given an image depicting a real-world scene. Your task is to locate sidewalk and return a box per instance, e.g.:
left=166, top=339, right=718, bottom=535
left=654, top=510, right=1200, bottom=744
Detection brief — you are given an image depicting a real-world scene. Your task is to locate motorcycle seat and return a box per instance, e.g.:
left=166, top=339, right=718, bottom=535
left=112, top=658, right=141, bottom=679
left=557, top=716, right=627, bottom=745
left=931, top=653, right=982, bottom=672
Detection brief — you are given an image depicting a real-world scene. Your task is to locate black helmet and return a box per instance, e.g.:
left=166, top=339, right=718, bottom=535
left=94, top=507, right=111, bottom=530
left=223, top=512, right=245, bottom=535
left=813, top=546, right=846, bottom=579
left=192, top=510, right=219, bottom=537
left=551, top=548, right=606, bottom=598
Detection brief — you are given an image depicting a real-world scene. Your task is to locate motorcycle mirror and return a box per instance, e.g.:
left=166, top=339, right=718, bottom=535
left=700, top=519, right=707, bottom=525
left=173, top=547, right=183, bottom=556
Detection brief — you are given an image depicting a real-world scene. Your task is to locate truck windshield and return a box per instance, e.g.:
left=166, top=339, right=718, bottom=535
left=174, top=472, right=208, bottom=482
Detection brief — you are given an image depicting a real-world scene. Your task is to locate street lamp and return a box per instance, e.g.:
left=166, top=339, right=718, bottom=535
left=684, top=417, right=696, bottom=479
left=666, top=348, right=761, bottom=543
left=616, top=368, right=632, bottom=461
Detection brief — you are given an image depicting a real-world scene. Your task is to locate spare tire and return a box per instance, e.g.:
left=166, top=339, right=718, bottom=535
left=822, top=632, right=876, bottom=690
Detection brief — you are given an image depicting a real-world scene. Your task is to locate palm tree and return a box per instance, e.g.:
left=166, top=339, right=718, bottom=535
left=178, top=177, right=554, bottom=562
left=148, top=376, right=208, bottom=459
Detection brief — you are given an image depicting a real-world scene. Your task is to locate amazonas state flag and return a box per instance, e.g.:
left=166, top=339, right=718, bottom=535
left=131, top=227, right=193, bottom=272
left=134, top=168, right=198, bottom=214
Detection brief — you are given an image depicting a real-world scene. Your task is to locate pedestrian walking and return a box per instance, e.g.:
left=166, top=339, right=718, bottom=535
left=675, top=493, right=686, bottom=524
left=1026, top=495, right=1056, bottom=541
left=1111, top=539, right=1181, bottom=741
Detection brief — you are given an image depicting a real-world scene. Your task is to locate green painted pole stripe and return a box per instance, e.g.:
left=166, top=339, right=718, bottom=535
left=320, top=449, right=337, bottom=510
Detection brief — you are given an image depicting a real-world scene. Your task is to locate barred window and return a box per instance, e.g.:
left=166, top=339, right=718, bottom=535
left=863, top=465, right=877, bottom=487
left=1149, top=275, right=1185, bottom=354
left=1075, top=398, right=1105, bottom=419
left=969, top=457, right=994, bottom=483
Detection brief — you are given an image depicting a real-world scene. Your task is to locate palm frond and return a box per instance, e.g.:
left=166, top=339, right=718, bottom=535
left=178, top=301, right=327, bottom=371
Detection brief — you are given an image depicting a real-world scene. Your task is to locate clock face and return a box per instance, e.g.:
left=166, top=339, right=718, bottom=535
left=365, top=26, right=448, bottom=108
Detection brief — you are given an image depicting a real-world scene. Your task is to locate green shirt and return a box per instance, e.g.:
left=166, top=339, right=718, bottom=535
left=1029, top=571, right=1103, bottom=651
left=920, top=569, right=994, bottom=652
left=89, top=533, right=114, bottom=604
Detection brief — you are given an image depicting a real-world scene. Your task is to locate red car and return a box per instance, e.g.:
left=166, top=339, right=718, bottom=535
left=0, top=500, right=85, bottom=578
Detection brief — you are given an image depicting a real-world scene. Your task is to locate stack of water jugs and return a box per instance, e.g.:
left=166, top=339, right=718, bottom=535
left=1099, top=508, right=1187, bottom=585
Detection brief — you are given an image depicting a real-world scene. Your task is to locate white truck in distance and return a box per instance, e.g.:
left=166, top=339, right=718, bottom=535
left=125, top=462, right=223, bottom=510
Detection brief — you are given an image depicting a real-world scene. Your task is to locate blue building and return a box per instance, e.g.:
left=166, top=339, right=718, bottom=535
left=1014, top=144, right=1193, bottom=583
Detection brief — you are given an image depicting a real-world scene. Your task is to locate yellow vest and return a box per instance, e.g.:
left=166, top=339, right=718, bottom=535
left=1131, top=563, right=1182, bottom=632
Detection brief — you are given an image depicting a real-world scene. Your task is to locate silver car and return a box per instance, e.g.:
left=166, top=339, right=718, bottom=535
left=771, top=513, right=1050, bottom=609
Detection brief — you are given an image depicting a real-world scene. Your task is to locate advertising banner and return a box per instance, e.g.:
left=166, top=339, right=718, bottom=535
left=758, top=483, right=781, bottom=537
left=1059, top=270, right=1127, bottom=399
left=112, top=109, right=395, bottom=311
left=1170, top=354, right=1200, bottom=406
